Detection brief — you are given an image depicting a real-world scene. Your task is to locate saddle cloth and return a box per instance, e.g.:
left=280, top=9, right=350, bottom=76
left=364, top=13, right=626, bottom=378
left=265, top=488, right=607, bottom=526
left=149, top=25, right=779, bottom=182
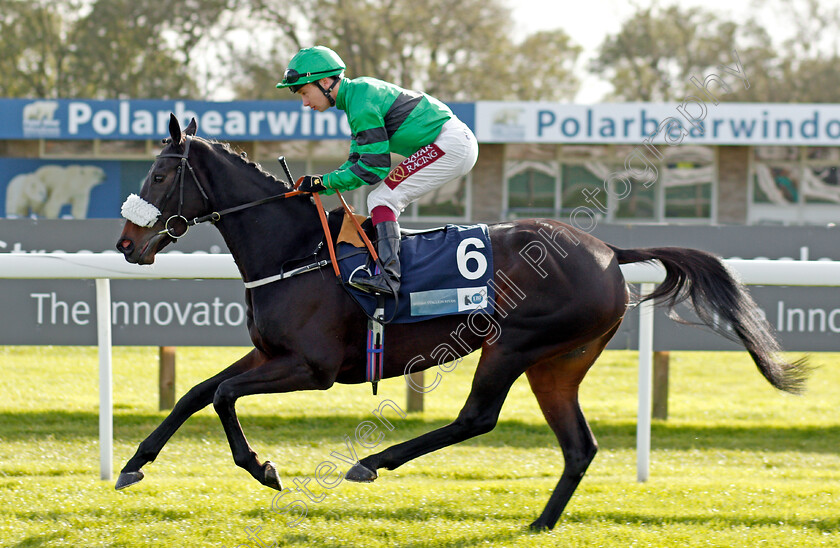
left=336, top=223, right=495, bottom=323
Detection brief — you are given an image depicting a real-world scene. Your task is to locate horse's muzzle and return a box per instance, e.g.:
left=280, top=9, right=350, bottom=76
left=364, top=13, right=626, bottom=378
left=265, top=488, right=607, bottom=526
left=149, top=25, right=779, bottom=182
left=116, top=227, right=168, bottom=265
left=116, top=237, right=134, bottom=256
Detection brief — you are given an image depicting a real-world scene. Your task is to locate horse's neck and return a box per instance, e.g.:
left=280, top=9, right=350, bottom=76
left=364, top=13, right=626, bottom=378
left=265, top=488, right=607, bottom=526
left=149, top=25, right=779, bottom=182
left=205, top=158, right=323, bottom=283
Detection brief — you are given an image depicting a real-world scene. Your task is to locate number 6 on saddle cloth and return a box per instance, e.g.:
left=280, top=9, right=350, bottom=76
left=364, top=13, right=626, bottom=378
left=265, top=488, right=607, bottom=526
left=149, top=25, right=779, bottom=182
left=336, top=222, right=495, bottom=394
left=337, top=224, right=495, bottom=322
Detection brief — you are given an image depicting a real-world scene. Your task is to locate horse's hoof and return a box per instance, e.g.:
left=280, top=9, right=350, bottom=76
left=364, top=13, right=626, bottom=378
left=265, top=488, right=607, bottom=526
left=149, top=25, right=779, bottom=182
left=528, top=519, right=552, bottom=531
left=115, top=470, right=144, bottom=490
left=263, top=461, right=282, bottom=491
left=345, top=462, right=377, bottom=483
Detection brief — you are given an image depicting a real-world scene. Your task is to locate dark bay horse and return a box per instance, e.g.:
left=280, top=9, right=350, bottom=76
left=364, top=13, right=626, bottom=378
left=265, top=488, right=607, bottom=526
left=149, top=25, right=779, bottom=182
left=115, top=115, right=807, bottom=530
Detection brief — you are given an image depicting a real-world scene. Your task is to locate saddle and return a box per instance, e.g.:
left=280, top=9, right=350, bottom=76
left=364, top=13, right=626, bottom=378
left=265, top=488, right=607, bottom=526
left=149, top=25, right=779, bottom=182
left=314, top=202, right=494, bottom=394
left=335, top=210, right=372, bottom=248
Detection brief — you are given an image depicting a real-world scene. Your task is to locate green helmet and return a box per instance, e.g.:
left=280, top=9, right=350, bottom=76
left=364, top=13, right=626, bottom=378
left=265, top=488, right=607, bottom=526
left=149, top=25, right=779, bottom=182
left=276, top=46, right=346, bottom=90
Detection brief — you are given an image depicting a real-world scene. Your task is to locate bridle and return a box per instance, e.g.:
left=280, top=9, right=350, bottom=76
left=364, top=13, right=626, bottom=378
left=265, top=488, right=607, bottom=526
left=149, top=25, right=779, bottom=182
left=152, top=135, right=210, bottom=239
left=150, top=135, right=303, bottom=239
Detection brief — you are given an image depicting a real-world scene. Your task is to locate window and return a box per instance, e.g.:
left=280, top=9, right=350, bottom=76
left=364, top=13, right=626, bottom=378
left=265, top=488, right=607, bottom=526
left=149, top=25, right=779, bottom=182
left=750, top=146, right=840, bottom=225
left=504, top=161, right=558, bottom=218
left=505, top=145, right=716, bottom=223
left=561, top=164, right=601, bottom=214
left=661, top=147, right=714, bottom=220
left=665, top=183, right=712, bottom=218
left=805, top=166, right=840, bottom=204
left=753, top=165, right=800, bottom=205
left=614, top=180, right=656, bottom=220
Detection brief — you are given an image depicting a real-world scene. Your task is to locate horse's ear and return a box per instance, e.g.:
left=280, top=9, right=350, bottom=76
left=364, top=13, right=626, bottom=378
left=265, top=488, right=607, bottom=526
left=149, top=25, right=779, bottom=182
left=168, top=113, right=182, bottom=144
left=185, top=117, right=197, bottom=136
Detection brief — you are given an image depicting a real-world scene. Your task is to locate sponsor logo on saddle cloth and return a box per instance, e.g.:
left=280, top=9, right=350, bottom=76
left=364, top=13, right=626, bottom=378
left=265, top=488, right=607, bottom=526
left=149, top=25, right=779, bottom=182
left=384, top=143, right=444, bottom=190
left=336, top=224, right=494, bottom=323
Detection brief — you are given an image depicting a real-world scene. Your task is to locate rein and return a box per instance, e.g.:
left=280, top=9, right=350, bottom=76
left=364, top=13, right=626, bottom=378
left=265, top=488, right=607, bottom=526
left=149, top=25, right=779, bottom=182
left=153, top=137, right=378, bottom=290
left=192, top=190, right=307, bottom=226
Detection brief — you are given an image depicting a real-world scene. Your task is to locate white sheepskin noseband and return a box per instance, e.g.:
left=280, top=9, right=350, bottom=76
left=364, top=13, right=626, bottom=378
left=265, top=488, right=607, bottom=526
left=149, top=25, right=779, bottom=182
left=121, top=194, right=161, bottom=227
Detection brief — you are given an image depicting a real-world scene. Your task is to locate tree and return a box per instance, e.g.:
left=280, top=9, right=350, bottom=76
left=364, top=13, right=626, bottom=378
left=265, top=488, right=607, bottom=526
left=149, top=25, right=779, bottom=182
left=68, top=0, right=196, bottom=98
left=233, top=0, right=580, bottom=102
left=726, top=0, right=840, bottom=103
left=0, top=0, right=231, bottom=99
left=2, top=0, right=582, bottom=102
left=508, top=30, right=581, bottom=101
left=0, top=0, right=77, bottom=97
left=590, top=5, right=740, bottom=102
left=591, top=0, right=840, bottom=104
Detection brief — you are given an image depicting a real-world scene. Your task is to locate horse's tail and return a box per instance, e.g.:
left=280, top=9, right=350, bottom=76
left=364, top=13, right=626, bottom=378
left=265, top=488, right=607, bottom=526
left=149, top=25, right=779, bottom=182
left=610, top=245, right=809, bottom=394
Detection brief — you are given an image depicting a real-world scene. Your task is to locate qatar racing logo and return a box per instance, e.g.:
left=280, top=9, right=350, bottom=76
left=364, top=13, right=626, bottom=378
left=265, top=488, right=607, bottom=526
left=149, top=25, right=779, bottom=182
left=384, top=143, right=445, bottom=189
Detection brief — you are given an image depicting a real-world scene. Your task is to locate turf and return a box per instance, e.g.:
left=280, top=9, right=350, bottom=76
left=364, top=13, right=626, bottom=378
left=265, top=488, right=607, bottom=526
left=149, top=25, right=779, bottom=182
left=0, top=346, right=837, bottom=547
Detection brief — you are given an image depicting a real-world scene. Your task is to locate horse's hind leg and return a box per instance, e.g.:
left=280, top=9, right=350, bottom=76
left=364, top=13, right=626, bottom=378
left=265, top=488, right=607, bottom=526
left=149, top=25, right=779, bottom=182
left=526, top=329, right=617, bottom=530
left=526, top=374, right=595, bottom=530
left=115, top=348, right=267, bottom=490
left=347, top=345, right=523, bottom=481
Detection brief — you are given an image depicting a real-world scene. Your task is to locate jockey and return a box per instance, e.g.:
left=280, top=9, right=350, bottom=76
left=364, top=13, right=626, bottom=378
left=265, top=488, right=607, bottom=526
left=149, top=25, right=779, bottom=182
left=277, top=45, right=479, bottom=296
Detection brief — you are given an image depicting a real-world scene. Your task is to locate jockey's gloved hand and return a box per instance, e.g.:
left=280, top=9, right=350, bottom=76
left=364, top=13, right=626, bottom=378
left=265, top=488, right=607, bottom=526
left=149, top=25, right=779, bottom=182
left=297, top=175, right=327, bottom=193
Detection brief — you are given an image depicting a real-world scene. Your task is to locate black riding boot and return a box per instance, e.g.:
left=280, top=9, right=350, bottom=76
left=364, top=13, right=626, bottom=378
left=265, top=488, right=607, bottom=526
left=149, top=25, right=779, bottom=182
left=352, top=221, right=401, bottom=295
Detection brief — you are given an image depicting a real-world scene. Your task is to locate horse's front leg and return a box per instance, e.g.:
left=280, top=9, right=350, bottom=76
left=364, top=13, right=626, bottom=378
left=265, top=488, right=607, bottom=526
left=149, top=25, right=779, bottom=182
left=116, top=348, right=268, bottom=490
left=212, top=355, right=334, bottom=490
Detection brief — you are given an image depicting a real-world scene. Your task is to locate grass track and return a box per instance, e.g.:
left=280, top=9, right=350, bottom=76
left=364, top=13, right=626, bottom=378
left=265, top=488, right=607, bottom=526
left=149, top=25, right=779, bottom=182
left=0, top=346, right=838, bottom=547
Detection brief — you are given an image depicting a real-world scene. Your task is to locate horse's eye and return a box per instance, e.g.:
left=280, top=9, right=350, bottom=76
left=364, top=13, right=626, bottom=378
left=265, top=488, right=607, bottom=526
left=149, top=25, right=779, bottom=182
left=154, top=174, right=165, bottom=183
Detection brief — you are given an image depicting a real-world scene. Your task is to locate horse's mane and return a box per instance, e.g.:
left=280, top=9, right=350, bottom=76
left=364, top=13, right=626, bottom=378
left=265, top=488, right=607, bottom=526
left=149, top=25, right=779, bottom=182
left=204, top=138, right=293, bottom=190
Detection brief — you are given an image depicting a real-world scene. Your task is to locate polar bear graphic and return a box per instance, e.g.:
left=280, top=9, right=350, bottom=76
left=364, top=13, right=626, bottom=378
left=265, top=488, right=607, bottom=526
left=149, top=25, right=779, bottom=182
left=5, top=174, right=48, bottom=218
left=490, top=107, right=526, bottom=140
left=493, top=108, right=524, bottom=126
left=4, top=165, right=106, bottom=219
left=23, top=101, right=59, bottom=122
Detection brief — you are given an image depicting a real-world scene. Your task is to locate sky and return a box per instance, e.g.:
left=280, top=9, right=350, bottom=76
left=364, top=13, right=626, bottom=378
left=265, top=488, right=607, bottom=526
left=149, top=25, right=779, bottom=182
left=506, top=0, right=774, bottom=103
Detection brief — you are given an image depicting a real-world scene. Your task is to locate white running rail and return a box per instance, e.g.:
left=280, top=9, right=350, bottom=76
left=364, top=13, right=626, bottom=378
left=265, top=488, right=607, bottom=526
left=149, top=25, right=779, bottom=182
left=2, top=253, right=840, bottom=482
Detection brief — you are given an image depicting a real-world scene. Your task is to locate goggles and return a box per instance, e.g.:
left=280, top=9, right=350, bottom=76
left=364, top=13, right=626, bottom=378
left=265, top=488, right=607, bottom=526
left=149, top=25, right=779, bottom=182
left=282, top=67, right=337, bottom=85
